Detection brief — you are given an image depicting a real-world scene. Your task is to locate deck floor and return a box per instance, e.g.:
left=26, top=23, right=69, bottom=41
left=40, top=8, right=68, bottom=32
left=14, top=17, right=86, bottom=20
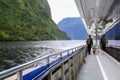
left=77, top=50, right=120, bottom=80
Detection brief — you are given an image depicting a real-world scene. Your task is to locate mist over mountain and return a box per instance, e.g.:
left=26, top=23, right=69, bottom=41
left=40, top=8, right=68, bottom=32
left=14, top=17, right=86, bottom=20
left=58, top=17, right=88, bottom=40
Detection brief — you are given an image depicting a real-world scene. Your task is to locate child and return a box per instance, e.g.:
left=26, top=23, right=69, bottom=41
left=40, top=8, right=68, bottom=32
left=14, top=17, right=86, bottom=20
left=92, top=45, right=97, bottom=54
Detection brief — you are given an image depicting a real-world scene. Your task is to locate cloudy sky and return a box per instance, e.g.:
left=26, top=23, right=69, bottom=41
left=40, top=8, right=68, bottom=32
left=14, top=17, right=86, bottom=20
left=47, top=0, right=80, bottom=24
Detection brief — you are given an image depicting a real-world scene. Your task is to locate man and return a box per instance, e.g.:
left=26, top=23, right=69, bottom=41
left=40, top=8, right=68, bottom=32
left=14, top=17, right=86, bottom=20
left=100, top=35, right=107, bottom=51
left=86, top=35, right=93, bottom=55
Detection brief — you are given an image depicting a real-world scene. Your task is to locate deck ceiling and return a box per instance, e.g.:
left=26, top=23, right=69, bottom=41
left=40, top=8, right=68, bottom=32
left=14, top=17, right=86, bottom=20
left=74, top=0, right=120, bottom=36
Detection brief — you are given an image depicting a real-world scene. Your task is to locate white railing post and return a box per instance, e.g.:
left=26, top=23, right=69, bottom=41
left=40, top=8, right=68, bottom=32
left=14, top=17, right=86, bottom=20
left=17, top=70, right=22, bottom=80
left=67, top=50, right=69, bottom=55
left=47, top=57, right=49, bottom=65
left=60, top=52, right=62, bottom=58
left=72, top=49, right=73, bottom=52
left=75, top=48, right=77, bottom=51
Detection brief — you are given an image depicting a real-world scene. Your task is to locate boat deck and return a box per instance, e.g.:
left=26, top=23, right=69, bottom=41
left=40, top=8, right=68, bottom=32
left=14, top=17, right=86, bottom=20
left=77, top=50, right=120, bottom=80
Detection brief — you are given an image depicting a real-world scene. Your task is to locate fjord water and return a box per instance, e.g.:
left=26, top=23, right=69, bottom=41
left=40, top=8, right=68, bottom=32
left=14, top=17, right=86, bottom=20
left=0, top=40, right=86, bottom=71
left=0, top=40, right=119, bottom=71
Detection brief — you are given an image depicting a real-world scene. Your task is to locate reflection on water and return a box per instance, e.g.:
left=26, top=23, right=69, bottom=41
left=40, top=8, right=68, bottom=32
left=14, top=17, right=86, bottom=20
left=0, top=40, right=85, bottom=71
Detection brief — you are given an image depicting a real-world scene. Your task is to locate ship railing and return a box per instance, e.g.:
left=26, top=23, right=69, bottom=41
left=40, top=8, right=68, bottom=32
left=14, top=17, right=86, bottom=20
left=107, top=45, right=120, bottom=49
left=0, top=45, right=86, bottom=80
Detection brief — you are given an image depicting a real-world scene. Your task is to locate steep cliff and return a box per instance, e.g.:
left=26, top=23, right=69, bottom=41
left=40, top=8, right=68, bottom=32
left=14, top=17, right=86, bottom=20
left=0, top=0, right=69, bottom=40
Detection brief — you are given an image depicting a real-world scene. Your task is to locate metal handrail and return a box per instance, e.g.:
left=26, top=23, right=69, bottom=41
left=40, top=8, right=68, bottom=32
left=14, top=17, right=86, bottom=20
left=0, top=45, right=85, bottom=79
left=108, top=45, right=120, bottom=49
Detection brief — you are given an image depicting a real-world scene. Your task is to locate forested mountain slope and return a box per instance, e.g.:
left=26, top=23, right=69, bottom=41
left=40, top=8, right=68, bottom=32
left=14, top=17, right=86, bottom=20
left=0, top=0, right=69, bottom=41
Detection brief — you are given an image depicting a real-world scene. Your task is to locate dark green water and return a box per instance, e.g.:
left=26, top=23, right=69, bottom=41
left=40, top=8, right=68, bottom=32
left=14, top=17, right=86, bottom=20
left=0, top=40, right=85, bottom=71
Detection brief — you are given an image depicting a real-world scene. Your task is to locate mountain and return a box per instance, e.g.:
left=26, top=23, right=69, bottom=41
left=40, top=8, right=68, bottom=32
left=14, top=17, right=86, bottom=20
left=105, top=22, right=120, bottom=40
left=58, top=17, right=120, bottom=40
left=58, top=17, right=88, bottom=40
left=0, top=0, right=70, bottom=41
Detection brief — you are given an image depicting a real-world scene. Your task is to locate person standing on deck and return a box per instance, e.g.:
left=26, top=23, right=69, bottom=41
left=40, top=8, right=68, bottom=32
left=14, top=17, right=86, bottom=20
left=86, top=35, right=93, bottom=55
left=100, top=35, right=107, bottom=51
